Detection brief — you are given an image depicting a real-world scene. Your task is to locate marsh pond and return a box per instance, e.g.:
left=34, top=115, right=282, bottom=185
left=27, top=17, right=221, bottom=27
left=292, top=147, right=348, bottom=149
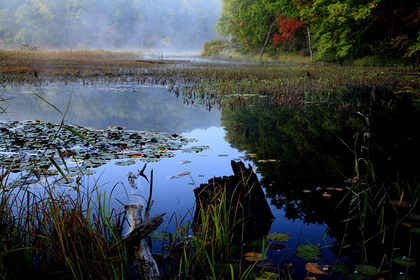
left=1, top=60, right=419, bottom=279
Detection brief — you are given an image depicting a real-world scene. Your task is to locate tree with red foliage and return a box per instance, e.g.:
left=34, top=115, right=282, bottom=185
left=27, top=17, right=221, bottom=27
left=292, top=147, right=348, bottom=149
left=272, top=13, right=304, bottom=47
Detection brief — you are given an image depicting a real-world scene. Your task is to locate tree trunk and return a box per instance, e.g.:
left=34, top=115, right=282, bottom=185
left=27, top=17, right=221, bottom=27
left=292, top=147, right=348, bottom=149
left=307, top=26, right=313, bottom=61
left=260, top=22, right=275, bottom=60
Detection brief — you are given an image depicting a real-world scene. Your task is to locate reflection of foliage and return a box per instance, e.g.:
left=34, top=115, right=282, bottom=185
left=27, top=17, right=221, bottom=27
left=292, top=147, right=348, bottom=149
left=222, top=99, right=361, bottom=194
left=222, top=86, right=420, bottom=277
left=221, top=86, right=420, bottom=219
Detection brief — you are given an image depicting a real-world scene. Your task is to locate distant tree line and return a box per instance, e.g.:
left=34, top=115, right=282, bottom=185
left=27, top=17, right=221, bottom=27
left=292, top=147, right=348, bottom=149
left=216, top=0, right=420, bottom=62
left=0, top=0, right=221, bottom=51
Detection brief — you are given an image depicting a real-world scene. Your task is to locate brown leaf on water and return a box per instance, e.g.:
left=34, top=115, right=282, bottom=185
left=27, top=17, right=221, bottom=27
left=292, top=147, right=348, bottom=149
left=244, top=252, right=266, bottom=262
left=305, top=263, right=326, bottom=275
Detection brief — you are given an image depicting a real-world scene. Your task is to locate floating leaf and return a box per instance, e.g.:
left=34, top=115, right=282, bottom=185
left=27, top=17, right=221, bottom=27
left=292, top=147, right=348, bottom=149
left=266, top=232, right=290, bottom=242
left=355, top=265, right=378, bottom=275
left=255, top=271, right=280, bottom=279
left=246, top=239, right=264, bottom=249
left=115, top=160, right=136, bottom=166
left=129, top=153, right=145, bottom=158
left=244, top=252, right=266, bottom=262
left=305, top=262, right=326, bottom=274
left=177, top=172, right=191, bottom=177
left=322, top=193, right=332, bottom=197
left=182, top=145, right=209, bottom=153
left=297, top=244, right=321, bottom=261
left=177, top=160, right=191, bottom=164
left=392, top=257, right=417, bottom=266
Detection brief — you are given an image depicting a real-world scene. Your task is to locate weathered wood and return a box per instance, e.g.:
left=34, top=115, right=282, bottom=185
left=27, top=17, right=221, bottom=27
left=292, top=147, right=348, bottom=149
left=123, top=204, right=164, bottom=280
left=122, top=212, right=166, bottom=246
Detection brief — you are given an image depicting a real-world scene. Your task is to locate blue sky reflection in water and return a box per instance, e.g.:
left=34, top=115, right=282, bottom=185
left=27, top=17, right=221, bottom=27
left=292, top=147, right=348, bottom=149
left=0, top=83, right=337, bottom=276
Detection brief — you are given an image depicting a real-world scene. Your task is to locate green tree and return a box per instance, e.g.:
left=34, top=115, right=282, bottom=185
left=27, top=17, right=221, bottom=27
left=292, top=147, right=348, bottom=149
left=295, top=0, right=420, bottom=61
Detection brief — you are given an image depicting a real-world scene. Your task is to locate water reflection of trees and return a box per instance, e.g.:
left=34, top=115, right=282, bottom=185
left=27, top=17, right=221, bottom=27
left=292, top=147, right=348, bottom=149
left=1, top=85, right=220, bottom=132
left=221, top=89, right=420, bottom=267
left=222, top=89, right=419, bottom=212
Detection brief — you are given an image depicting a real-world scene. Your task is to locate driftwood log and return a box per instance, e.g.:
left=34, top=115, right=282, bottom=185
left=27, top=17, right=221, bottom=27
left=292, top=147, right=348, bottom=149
left=124, top=204, right=164, bottom=280
left=193, top=160, right=274, bottom=242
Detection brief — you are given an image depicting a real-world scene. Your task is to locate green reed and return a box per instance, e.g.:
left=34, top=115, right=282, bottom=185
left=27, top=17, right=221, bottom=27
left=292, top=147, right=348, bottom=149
left=332, top=87, right=420, bottom=279
left=162, top=171, right=266, bottom=280
left=0, top=176, right=127, bottom=280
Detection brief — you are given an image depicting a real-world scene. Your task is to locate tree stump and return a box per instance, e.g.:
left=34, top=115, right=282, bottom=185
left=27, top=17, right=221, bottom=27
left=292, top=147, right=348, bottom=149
left=192, top=160, right=274, bottom=242
left=124, top=204, right=164, bottom=280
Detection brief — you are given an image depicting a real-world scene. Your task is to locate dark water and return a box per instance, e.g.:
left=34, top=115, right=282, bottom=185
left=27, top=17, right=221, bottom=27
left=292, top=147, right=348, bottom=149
left=1, top=82, right=419, bottom=279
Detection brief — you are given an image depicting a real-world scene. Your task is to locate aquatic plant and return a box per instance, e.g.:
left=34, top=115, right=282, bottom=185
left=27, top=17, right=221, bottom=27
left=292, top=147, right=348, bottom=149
left=0, top=178, right=127, bottom=280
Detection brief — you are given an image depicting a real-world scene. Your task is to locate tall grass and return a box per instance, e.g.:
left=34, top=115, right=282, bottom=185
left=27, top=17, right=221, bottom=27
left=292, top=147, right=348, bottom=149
left=160, top=170, right=268, bottom=280
left=333, top=88, right=420, bottom=279
left=0, top=177, right=127, bottom=280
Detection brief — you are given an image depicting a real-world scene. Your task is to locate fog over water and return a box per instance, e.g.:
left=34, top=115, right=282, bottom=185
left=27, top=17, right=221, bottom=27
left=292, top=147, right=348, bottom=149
left=0, top=0, right=222, bottom=53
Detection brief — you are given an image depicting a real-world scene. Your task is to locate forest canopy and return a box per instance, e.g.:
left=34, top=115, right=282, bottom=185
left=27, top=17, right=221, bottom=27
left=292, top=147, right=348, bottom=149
left=0, top=0, right=222, bottom=52
left=216, top=0, right=420, bottom=62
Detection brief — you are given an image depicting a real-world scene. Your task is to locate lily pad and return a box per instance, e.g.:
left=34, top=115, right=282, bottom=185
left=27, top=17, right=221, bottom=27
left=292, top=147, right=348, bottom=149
left=115, top=160, right=136, bottom=166
left=0, top=120, right=195, bottom=188
left=296, top=244, right=321, bottom=261
left=255, top=271, right=280, bottom=279
left=266, top=232, right=290, bottom=242
left=355, top=265, right=378, bottom=276
left=182, top=145, right=210, bottom=153
left=246, top=239, right=264, bottom=249
left=244, top=252, right=266, bottom=262
left=393, top=257, right=417, bottom=266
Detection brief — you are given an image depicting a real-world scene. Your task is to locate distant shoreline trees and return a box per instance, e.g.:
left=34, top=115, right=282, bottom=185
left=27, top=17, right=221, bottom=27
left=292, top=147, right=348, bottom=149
left=215, top=0, right=420, bottom=62
left=0, top=0, right=222, bottom=52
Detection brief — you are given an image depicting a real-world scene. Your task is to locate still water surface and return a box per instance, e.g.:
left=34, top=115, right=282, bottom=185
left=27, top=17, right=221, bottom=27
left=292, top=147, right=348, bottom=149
left=1, top=82, right=418, bottom=278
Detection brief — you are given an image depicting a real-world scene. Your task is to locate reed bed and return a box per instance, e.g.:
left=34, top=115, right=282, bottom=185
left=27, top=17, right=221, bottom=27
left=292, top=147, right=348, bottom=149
left=0, top=179, right=127, bottom=280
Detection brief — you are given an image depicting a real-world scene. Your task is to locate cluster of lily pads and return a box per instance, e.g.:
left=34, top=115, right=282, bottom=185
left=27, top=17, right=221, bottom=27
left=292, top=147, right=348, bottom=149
left=0, top=120, right=197, bottom=188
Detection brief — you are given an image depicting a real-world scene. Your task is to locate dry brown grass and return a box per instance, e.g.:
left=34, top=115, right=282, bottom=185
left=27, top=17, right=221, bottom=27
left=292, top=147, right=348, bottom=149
left=0, top=49, right=174, bottom=77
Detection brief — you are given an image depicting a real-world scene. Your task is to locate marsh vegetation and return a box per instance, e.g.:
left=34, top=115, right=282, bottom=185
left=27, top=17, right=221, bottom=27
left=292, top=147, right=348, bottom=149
left=1, top=49, right=420, bottom=279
